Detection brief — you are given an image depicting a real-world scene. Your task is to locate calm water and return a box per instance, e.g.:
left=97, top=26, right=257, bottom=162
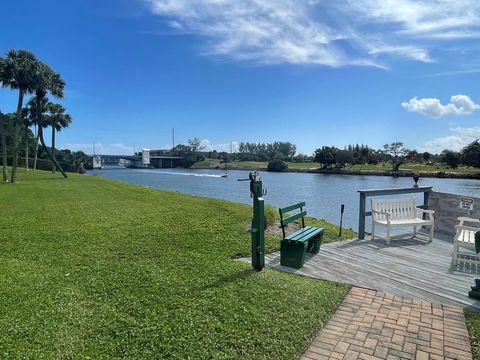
left=91, top=166, right=480, bottom=231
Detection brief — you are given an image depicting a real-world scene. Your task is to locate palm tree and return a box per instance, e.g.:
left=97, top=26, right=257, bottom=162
left=21, top=107, right=33, bottom=171
left=47, top=103, right=72, bottom=173
left=26, top=96, right=49, bottom=171
left=0, top=55, right=9, bottom=182
left=33, top=68, right=68, bottom=178
left=0, top=112, right=11, bottom=182
left=2, top=50, right=41, bottom=183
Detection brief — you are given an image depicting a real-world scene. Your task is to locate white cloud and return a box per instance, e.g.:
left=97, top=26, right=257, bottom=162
left=145, top=0, right=480, bottom=67
left=61, top=143, right=134, bottom=155
left=420, top=127, right=480, bottom=153
left=401, top=95, right=480, bottom=118
left=199, top=139, right=239, bottom=153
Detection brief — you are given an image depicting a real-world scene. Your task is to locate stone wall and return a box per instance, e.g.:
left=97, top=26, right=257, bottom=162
left=429, top=191, right=480, bottom=235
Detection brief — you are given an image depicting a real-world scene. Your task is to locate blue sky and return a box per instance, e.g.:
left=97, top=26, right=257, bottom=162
left=1, top=0, right=480, bottom=155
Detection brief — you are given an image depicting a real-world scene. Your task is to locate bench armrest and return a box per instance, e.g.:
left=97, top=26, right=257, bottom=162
left=457, top=217, right=480, bottom=226
left=416, top=207, right=434, bottom=214
left=416, top=208, right=434, bottom=220
left=455, top=224, right=480, bottom=232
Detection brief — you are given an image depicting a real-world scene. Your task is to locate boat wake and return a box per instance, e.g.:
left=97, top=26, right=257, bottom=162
left=136, top=170, right=224, bottom=178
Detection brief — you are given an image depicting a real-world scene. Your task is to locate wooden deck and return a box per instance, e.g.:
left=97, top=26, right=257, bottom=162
left=247, top=231, right=480, bottom=309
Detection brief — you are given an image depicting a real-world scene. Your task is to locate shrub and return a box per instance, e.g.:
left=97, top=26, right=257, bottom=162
left=267, top=159, right=288, bottom=172
left=264, top=204, right=278, bottom=228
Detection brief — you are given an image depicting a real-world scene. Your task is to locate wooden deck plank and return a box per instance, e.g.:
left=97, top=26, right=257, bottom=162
left=243, top=230, right=480, bottom=309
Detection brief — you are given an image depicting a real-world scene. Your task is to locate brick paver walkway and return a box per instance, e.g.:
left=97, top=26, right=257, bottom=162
left=303, top=287, right=472, bottom=360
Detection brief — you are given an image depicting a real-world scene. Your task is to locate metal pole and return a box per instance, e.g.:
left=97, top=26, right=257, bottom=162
left=339, top=204, right=345, bottom=237
left=358, top=192, right=366, bottom=239
left=238, top=171, right=265, bottom=271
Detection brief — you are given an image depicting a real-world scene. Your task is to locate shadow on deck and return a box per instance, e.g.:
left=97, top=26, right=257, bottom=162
left=245, top=231, right=480, bottom=310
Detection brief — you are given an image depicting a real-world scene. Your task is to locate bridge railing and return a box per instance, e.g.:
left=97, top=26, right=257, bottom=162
left=357, top=186, right=433, bottom=239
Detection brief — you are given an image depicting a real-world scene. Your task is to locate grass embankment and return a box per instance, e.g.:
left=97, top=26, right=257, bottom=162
left=193, top=159, right=480, bottom=176
left=0, top=169, right=352, bottom=359
left=466, top=310, right=480, bottom=359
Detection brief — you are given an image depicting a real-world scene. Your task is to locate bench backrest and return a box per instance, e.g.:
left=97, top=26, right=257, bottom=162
left=279, top=202, right=306, bottom=238
left=371, top=198, right=417, bottom=221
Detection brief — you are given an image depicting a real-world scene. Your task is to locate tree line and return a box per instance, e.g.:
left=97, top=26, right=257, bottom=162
left=0, top=50, right=77, bottom=183
left=314, top=141, right=480, bottom=171
left=169, top=138, right=480, bottom=172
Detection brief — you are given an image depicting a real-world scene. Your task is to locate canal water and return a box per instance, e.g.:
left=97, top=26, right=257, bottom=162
left=92, top=166, right=480, bottom=231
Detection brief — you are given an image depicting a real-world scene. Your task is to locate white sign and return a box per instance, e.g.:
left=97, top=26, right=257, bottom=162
left=460, top=197, right=474, bottom=210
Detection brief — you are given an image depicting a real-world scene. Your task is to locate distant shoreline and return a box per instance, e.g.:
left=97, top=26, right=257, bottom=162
left=193, top=164, right=480, bottom=179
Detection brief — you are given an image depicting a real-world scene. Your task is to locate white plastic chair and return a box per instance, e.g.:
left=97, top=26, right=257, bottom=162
left=452, top=217, right=480, bottom=266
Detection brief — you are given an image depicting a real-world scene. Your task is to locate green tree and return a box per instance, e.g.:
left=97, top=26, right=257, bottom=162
left=47, top=103, right=72, bottom=173
left=461, top=140, right=480, bottom=168
left=267, top=159, right=288, bottom=172
left=441, top=150, right=461, bottom=169
left=335, top=150, right=354, bottom=168
left=2, top=50, right=40, bottom=182
left=187, top=137, right=205, bottom=154
left=383, top=142, right=410, bottom=172
left=314, top=146, right=337, bottom=169
left=0, top=112, right=14, bottom=182
left=0, top=57, right=8, bottom=181
left=32, top=66, right=68, bottom=178
left=26, top=95, right=49, bottom=171
left=422, top=152, right=431, bottom=163
left=21, top=107, right=33, bottom=171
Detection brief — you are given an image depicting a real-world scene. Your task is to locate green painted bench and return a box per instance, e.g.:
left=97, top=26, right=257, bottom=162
left=279, top=202, right=324, bottom=269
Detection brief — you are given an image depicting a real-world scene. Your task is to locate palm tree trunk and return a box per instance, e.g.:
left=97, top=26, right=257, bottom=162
left=33, top=137, right=39, bottom=171
left=11, top=89, right=25, bottom=183
left=1, top=119, right=8, bottom=182
left=51, top=123, right=56, bottom=173
left=36, top=102, right=67, bottom=178
left=38, top=125, right=66, bottom=178
left=33, top=124, right=39, bottom=171
left=25, top=125, right=29, bottom=171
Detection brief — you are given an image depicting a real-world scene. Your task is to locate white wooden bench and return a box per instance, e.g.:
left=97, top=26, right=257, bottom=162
left=452, top=217, right=480, bottom=266
left=371, top=198, right=435, bottom=244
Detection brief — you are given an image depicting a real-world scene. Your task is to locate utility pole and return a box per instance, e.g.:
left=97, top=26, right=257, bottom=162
left=172, top=128, right=175, bottom=150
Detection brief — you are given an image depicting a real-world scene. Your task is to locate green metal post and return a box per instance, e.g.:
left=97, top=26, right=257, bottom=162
left=251, top=177, right=265, bottom=270
left=238, top=171, right=266, bottom=271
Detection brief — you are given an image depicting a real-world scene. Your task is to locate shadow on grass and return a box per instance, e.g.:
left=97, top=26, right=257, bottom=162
left=203, top=268, right=256, bottom=290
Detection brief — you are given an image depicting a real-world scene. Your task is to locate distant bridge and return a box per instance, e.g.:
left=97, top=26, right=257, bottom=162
left=99, top=151, right=183, bottom=168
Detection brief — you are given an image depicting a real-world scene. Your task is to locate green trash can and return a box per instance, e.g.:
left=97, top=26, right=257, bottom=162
left=280, top=240, right=307, bottom=269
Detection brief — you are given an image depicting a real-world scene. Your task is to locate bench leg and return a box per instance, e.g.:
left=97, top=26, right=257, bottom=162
left=429, top=223, right=434, bottom=242
left=413, top=226, right=417, bottom=237
left=371, top=221, right=375, bottom=240
left=452, top=241, right=459, bottom=266
left=386, top=226, right=391, bottom=245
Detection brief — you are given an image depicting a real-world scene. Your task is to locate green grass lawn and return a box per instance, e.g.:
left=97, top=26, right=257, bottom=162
left=0, top=169, right=352, bottom=359
left=465, top=310, right=480, bottom=359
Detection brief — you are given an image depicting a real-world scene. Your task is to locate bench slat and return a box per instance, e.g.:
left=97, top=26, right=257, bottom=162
left=290, top=228, right=323, bottom=243
left=279, top=202, right=305, bottom=215
left=285, top=226, right=315, bottom=241
left=281, top=211, right=307, bottom=226
left=296, top=229, right=323, bottom=243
